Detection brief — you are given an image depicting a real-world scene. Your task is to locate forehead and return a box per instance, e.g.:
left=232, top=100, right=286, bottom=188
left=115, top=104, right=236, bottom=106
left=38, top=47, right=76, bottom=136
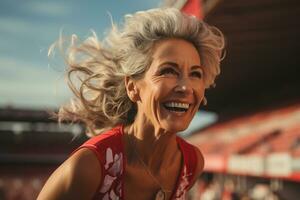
left=151, top=38, right=201, bottom=65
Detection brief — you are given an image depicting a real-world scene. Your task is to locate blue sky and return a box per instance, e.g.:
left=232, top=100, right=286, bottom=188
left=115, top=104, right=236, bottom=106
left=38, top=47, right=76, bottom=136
left=0, top=0, right=162, bottom=109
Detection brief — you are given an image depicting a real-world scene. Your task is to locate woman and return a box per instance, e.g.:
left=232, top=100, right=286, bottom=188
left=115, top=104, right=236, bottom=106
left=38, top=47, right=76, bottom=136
left=38, top=8, right=225, bottom=200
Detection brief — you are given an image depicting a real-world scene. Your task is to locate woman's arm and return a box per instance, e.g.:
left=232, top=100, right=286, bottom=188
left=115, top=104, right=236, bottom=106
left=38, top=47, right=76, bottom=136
left=37, top=148, right=102, bottom=200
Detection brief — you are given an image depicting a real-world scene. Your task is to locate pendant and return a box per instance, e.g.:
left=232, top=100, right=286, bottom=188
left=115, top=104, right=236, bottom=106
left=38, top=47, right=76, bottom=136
left=155, top=189, right=166, bottom=200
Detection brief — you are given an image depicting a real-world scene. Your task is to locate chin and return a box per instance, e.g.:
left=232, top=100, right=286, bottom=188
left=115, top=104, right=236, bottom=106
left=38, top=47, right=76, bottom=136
left=158, top=107, right=194, bottom=133
left=161, top=122, right=189, bottom=133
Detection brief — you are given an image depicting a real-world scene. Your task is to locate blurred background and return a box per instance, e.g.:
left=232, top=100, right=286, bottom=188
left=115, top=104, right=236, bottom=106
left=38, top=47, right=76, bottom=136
left=0, top=0, right=300, bottom=199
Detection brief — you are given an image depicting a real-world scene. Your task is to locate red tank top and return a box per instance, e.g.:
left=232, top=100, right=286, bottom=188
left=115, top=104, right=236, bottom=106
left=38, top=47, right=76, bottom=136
left=75, top=125, right=198, bottom=200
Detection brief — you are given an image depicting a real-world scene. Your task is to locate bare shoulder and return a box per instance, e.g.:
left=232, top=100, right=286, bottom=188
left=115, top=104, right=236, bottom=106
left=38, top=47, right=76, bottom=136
left=37, top=148, right=102, bottom=200
left=63, top=148, right=102, bottom=193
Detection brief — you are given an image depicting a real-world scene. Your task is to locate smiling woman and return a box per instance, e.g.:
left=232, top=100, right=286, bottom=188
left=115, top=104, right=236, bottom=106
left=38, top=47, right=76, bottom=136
left=37, top=7, right=225, bottom=200
left=130, top=39, right=205, bottom=133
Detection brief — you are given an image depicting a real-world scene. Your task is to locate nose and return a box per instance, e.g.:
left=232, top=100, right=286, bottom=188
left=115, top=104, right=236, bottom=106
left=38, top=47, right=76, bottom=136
left=174, top=77, right=193, bottom=95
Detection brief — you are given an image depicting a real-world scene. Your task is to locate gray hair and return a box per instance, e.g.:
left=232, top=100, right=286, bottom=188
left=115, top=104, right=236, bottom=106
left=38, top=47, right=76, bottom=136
left=52, top=8, right=225, bottom=136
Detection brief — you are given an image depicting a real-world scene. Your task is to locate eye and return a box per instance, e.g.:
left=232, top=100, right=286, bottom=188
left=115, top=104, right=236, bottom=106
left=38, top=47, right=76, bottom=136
left=159, top=67, right=179, bottom=76
left=191, top=71, right=203, bottom=79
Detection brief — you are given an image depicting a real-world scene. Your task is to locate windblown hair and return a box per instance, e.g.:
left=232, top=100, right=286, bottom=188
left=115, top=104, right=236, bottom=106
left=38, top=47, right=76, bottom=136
left=51, top=8, right=225, bottom=136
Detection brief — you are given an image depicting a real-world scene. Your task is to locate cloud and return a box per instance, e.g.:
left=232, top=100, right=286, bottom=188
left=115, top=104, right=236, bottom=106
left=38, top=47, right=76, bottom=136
left=0, top=56, right=71, bottom=109
left=24, top=1, right=72, bottom=17
left=0, top=56, right=59, bottom=80
left=0, top=17, right=28, bottom=34
left=0, top=17, right=58, bottom=40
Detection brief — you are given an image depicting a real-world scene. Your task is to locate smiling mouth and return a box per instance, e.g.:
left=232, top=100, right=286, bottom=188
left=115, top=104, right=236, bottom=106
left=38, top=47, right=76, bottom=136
left=163, top=102, right=190, bottom=113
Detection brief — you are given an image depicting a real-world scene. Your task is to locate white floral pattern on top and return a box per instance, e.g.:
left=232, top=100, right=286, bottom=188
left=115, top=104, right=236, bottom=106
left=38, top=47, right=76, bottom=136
left=99, top=147, right=123, bottom=199
left=174, top=165, right=193, bottom=200
left=93, top=135, right=194, bottom=200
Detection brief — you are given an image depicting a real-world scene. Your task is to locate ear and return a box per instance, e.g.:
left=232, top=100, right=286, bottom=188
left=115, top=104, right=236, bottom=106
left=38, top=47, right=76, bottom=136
left=125, top=76, right=139, bottom=102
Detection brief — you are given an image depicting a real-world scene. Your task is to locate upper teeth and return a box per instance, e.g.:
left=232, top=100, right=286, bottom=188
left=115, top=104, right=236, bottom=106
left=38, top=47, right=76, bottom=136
left=164, top=102, right=189, bottom=109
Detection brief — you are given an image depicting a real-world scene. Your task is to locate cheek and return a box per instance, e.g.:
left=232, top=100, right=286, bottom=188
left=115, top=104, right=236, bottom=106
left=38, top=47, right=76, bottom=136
left=138, top=81, right=166, bottom=110
left=198, top=87, right=205, bottom=98
left=157, top=83, right=176, bottom=102
left=151, top=78, right=176, bottom=99
left=194, top=84, right=205, bottom=103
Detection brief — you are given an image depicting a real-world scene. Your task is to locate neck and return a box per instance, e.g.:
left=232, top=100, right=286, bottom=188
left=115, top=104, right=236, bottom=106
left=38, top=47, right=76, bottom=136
left=124, top=116, right=178, bottom=172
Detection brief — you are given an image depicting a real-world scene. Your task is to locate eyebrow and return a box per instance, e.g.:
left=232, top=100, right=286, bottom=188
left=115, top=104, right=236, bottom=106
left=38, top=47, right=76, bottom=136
left=191, top=65, right=203, bottom=71
left=159, top=62, right=202, bottom=71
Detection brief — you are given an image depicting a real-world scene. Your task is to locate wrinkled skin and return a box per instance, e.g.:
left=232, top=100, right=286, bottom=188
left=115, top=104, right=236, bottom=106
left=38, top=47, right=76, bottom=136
left=127, top=38, right=205, bottom=134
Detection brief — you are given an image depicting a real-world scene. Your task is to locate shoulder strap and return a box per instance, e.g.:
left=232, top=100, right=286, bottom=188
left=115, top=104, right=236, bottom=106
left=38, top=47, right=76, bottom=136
left=73, top=125, right=123, bottom=164
left=177, top=137, right=198, bottom=188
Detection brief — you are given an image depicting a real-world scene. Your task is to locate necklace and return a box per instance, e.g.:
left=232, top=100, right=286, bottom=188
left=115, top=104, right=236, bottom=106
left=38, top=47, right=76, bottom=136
left=128, top=135, right=173, bottom=200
